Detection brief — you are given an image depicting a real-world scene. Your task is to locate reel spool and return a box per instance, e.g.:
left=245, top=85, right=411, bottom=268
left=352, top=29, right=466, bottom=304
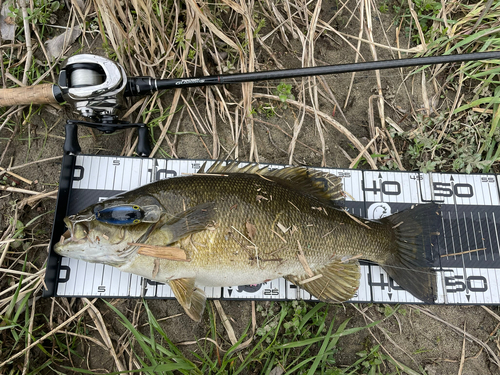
left=69, top=68, right=104, bottom=88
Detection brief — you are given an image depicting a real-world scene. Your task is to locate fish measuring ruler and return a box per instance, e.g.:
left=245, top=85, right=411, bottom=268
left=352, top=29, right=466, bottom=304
left=44, top=155, right=500, bottom=305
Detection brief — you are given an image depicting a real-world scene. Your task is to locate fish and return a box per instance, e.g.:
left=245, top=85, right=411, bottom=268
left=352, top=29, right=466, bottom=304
left=54, top=162, right=440, bottom=321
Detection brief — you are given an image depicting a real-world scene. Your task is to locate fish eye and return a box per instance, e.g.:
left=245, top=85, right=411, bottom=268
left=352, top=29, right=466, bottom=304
left=133, top=219, right=140, bottom=224
left=133, top=205, right=140, bottom=210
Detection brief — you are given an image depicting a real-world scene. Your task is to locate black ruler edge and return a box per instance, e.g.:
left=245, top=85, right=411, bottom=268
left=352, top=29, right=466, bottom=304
left=43, top=154, right=77, bottom=297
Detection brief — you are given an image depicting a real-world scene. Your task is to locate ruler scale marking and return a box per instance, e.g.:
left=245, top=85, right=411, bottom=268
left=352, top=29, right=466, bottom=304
left=471, top=212, right=480, bottom=262
left=486, top=214, right=495, bottom=261
left=478, top=212, right=488, bottom=262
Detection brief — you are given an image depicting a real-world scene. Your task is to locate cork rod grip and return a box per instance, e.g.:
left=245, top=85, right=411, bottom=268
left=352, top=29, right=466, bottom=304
left=0, top=84, right=59, bottom=106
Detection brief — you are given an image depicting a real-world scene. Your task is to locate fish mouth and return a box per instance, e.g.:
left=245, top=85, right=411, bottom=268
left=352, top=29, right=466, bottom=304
left=57, top=217, right=90, bottom=247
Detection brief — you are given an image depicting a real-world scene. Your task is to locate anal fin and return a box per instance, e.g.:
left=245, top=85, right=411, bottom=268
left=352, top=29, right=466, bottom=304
left=286, top=258, right=360, bottom=302
left=169, top=278, right=206, bottom=321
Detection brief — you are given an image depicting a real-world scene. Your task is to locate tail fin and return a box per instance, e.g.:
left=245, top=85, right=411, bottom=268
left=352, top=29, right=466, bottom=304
left=380, top=204, right=440, bottom=303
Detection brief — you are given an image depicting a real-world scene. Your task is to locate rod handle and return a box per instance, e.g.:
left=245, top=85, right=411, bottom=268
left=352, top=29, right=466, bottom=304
left=0, top=84, right=59, bottom=107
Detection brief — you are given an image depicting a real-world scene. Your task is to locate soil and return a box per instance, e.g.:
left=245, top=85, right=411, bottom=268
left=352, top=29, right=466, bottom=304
left=1, top=1, right=500, bottom=374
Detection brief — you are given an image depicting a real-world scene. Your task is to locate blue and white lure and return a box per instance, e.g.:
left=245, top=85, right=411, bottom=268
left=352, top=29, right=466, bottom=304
left=94, top=204, right=162, bottom=225
left=95, top=205, right=144, bottom=225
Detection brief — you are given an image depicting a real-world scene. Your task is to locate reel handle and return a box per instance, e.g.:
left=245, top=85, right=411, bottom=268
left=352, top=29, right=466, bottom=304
left=0, top=84, right=60, bottom=106
left=137, top=126, right=152, bottom=157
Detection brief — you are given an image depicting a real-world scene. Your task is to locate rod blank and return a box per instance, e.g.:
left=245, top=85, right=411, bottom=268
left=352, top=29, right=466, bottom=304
left=136, top=51, right=500, bottom=94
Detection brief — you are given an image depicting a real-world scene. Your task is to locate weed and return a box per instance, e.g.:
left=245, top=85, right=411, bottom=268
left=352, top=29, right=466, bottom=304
left=9, top=0, right=63, bottom=25
left=275, top=82, right=295, bottom=109
left=379, top=1, right=389, bottom=14
left=382, top=304, right=407, bottom=318
left=175, top=22, right=186, bottom=49
left=398, top=111, right=497, bottom=173
left=58, top=301, right=383, bottom=374
left=354, top=345, right=385, bottom=374
left=253, top=18, right=266, bottom=38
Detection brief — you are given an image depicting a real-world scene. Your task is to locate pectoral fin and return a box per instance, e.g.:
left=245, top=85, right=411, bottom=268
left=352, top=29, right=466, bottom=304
left=286, top=258, right=360, bottom=302
left=169, top=278, right=206, bottom=321
left=145, top=202, right=215, bottom=246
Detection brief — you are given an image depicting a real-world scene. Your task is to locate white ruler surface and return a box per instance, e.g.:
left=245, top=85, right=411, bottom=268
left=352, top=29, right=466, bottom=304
left=47, top=156, right=500, bottom=304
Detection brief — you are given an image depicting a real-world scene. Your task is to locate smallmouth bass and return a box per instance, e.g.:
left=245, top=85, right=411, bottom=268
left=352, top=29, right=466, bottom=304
left=54, top=162, right=440, bottom=321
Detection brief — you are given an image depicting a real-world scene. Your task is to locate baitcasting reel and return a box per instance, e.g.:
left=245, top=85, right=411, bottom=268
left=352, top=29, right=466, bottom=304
left=56, top=54, right=152, bottom=156
left=0, top=54, right=156, bottom=156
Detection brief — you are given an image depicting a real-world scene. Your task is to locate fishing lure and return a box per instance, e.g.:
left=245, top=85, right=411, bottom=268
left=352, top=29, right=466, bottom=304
left=93, top=204, right=162, bottom=225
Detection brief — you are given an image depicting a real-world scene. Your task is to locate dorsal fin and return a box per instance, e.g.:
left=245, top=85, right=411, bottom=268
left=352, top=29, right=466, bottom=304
left=203, top=161, right=344, bottom=203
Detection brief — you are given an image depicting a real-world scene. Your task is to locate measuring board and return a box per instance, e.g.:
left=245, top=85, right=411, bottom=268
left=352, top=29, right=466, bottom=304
left=44, top=154, right=500, bottom=305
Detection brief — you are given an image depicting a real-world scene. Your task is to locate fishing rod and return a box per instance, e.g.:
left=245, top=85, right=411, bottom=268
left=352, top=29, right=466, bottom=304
left=1, top=51, right=499, bottom=155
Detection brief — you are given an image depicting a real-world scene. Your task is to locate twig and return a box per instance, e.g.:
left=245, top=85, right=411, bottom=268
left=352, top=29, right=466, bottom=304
left=342, top=208, right=371, bottom=229
left=83, top=298, right=127, bottom=372
left=18, top=0, right=32, bottom=86
left=0, top=167, right=32, bottom=184
left=383, top=127, right=405, bottom=171
left=352, top=304, right=420, bottom=368
left=458, top=322, right=466, bottom=375
left=213, top=300, right=244, bottom=362
left=344, top=0, right=364, bottom=109
left=407, top=0, right=427, bottom=51
left=0, top=124, right=18, bottom=166
left=230, top=225, right=259, bottom=268
left=296, top=240, right=314, bottom=277
left=4, top=155, right=62, bottom=171
left=440, top=248, right=486, bottom=258
left=253, top=118, right=321, bottom=154
left=481, top=306, right=500, bottom=322
left=18, top=189, right=58, bottom=207
left=349, top=128, right=380, bottom=169
left=367, top=95, right=381, bottom=160
left=0, top=186, right=48, bottom=195
left=364, top=0, right=385, bottom=129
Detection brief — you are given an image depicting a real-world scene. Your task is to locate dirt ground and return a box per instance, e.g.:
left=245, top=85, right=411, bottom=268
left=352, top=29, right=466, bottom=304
left=1, top=0, right=500, bottom=374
